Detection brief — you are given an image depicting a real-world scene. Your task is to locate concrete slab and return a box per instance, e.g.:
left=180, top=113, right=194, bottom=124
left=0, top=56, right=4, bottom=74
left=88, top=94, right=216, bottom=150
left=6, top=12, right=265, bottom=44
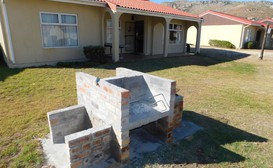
left=130, top=128, right=164, bottom=162
left=41, top=137, right=118, bottom=168
left=129, top=102, right=169, bottom=130
left=41, top=138, right=69, bottom=168
left=173, top=120, right=203, bottom=143
left=41, top=120, right=203, bottom=168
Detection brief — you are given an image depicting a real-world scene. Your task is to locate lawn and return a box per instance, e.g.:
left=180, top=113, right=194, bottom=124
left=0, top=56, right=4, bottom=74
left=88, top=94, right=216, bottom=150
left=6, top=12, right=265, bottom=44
left=0, top=53, right=273, bottom=167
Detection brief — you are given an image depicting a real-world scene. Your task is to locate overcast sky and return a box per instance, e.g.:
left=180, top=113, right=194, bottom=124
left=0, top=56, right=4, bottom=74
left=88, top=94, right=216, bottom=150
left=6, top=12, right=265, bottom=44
left=150, top=0, right=273, bottom=4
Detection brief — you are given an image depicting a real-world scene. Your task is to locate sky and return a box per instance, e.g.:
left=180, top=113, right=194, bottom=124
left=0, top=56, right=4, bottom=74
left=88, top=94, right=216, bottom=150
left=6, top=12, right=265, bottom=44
left=150, top=0, right=273, bottom=4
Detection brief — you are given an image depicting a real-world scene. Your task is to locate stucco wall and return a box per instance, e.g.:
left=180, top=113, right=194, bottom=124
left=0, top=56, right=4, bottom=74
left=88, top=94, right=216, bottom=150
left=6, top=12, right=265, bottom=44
left=152, top=23, right=164, bottom=55
left=0, top=3, right=8, bottom=63
left=200, top=25, right=243, bottom=48
left=168, top=19, right=185, bottom=54
left=5, top=0, right=103, bottom=67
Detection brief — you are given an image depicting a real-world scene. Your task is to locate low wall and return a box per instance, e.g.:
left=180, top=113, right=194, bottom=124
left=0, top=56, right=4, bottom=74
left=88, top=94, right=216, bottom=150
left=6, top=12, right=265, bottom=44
left=65, top=125, right=112, bottom=167
left=174, top=95, right=183, bottom=128
left=116, top=67, right=176, bottom=112
left=47, top=105, right=91, bottom=143
left=76, top=72, right=130, bottom=162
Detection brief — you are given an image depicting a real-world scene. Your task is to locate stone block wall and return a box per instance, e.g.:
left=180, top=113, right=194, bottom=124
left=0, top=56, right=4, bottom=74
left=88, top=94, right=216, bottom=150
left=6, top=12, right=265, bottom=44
left=76, top=72, right=130, bottom=162
left=65, top=125, right=112, bottom=168
left=144, top=95, right=184, bottom=144
left=115, top=68, right=177, bottom=145
left=106, top=75, right=152, bottom=102
left=173, top=95, right=184, bottom=129
left=47, top=105, right=91, bottom=143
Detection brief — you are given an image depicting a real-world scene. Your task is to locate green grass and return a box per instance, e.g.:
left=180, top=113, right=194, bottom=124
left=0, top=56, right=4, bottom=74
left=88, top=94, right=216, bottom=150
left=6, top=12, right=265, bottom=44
left=212, top=62, right=256, bottom=75
left=1, top=54, right=273, bottom=167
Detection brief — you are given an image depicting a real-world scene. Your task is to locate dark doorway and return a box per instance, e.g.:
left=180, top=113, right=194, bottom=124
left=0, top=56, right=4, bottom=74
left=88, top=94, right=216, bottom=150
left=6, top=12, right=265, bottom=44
left=135, top=21, right=144, bottom=53
left=256, top=30, right=262, bottom=42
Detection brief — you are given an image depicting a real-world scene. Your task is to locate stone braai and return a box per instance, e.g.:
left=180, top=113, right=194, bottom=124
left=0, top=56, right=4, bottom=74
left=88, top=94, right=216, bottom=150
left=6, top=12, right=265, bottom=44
left=47, top=68, right=183, bottom=167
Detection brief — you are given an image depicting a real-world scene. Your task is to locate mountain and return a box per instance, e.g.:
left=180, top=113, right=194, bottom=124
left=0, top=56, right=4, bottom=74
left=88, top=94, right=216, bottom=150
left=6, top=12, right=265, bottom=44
left=163, top=0, right=273, bottom=20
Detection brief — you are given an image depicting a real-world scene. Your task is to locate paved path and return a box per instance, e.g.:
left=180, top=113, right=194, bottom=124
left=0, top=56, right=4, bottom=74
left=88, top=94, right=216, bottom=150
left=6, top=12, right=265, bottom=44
left=200, top=46, right=273, bottom=60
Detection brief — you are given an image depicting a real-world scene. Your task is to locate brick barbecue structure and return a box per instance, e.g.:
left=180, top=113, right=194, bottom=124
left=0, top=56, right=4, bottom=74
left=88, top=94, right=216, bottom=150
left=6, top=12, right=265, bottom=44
left=47, top=68, right=183, bottom=167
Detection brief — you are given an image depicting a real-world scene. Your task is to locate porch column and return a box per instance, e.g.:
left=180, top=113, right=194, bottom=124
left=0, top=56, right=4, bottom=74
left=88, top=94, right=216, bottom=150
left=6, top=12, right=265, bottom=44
left=164, top=18, right=171, bottom=57
left=111, top=12, right=121, bottom=62
left=101, top=10, right=106, bottom=46
left=265, top=33, right=270, bottom=48
left=195, top=22, right=202, bottom=54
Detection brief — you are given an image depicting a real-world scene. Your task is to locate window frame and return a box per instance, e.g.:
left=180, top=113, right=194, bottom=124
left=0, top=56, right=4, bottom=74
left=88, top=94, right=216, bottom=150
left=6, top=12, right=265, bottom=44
left=169, top=23, right=182, bottom=45
left=105, top=19, right=121, bottom=44
left=40, top=12, right=79, bottom=48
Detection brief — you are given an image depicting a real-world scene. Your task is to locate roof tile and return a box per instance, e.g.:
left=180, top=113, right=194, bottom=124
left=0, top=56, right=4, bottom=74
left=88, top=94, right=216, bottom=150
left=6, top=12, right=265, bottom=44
left=200, top=10, right=262, bottom=26
left=105, top=0, right=198, bottom=18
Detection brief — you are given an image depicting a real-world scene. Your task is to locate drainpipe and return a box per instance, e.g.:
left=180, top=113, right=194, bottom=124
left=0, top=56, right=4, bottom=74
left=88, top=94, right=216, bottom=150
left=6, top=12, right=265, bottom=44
left=1, top=0, right=15, bottom=64
left=239, top=24, right=251, bottom=49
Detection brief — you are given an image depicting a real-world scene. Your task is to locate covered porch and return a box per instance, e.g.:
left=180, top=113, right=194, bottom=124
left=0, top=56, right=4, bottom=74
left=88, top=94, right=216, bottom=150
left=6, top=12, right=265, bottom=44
left=102, top=4, right=202, bottom=62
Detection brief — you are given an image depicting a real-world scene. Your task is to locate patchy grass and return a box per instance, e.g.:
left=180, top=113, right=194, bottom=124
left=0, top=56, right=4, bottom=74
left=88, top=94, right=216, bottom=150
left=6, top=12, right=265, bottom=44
left=1, top=54, right=273, bottom=167
left=212, top=61, right=257, bottom=75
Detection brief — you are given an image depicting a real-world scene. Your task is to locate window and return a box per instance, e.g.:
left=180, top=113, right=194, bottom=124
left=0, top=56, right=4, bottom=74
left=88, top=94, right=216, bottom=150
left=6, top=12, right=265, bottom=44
left=106, top=19, right=121, bottom=44
left=106, top=19, right=112, bottom=43
left=169, top=24, right=182, bottom=44
left=40, top=12, right=78, bottom=48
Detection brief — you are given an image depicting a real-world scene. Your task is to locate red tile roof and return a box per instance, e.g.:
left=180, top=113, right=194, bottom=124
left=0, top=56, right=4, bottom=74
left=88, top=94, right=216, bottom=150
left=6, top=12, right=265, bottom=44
left=257, top=18, right=273, bottom=28
left=258, top=18, right=273, bottom=23
left=104, top=0, right=198, bottom=18
left=200, top=10, right=262, bottom=26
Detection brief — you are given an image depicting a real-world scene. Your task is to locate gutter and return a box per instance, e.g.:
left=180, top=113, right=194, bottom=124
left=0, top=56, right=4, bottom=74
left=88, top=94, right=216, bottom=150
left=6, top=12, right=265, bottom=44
left=117, top=7, right=201, bottom=22
left=49, top=0, right=106, bottom=7
left=1, top=0, right=15, bottom=64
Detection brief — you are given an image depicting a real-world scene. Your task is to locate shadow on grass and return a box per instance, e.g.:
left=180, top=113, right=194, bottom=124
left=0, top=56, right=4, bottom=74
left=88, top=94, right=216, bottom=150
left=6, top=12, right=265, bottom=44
left=94, top=49, right=250, bottom=73
left=0, top=47, right=23, bottom=81
left=0, top=65, right=22, bottom=82
left=200, top=47, right=250, bottom=61
left=1, top=47, right=250, bottom=80
left=135, top=111, right=267, bottom=166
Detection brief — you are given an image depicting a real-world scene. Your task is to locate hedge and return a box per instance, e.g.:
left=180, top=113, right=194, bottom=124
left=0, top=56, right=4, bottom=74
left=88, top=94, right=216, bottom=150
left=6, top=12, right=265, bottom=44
left=208, top=39, right=236, bottom=49
left=83, top=45, right=106, bottom=63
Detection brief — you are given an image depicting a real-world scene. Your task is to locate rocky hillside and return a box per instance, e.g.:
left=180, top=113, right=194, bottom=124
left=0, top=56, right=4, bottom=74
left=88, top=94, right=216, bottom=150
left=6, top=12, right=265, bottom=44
left=163, top=0, right=273, bottom=20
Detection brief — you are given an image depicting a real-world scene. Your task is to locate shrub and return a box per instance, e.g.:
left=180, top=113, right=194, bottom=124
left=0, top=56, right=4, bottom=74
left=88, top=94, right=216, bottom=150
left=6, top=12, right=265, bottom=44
left=208, top=39, right=236, bottom=49
left=245, top=41, right=260, bottom=49
left=83, top=46, right=106, bottom=63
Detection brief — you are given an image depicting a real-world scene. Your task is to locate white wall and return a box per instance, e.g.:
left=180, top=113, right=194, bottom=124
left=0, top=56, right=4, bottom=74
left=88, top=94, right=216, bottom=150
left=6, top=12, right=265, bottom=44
left=6, top=0, right=103, bottom=67
left=0, top=3, right=8, bottom=63
left=152, top=23, right=164, bottom=55
left=200, top=25, right=243, bottom=48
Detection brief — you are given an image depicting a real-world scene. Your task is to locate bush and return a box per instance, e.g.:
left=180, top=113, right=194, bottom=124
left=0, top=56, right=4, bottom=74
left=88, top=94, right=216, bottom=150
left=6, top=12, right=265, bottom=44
left=245, top=41, right=260, bottom=49
left=83, top=46, right=106, bottom=63
left=208, top=39, right=236, bottom=49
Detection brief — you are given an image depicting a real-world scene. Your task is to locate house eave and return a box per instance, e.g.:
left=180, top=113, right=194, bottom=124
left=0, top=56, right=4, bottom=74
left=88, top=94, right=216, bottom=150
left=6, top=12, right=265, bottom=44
left=116, top=7, right=201, bottom=22
left=49, top=0, right=106, bottom=7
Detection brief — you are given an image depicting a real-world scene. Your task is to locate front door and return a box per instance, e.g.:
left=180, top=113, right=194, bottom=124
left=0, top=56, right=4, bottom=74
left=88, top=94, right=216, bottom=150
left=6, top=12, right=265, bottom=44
left=256, top=30, right=262, bottom=42
left=135, top=21, right=144, bottom=53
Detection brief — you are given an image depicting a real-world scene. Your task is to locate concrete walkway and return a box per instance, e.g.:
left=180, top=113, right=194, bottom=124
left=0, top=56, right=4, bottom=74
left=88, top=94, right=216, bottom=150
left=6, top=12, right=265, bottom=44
left=42, top=120, right=203, bottom=168
left=200, top=46, right=273, bottom=60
